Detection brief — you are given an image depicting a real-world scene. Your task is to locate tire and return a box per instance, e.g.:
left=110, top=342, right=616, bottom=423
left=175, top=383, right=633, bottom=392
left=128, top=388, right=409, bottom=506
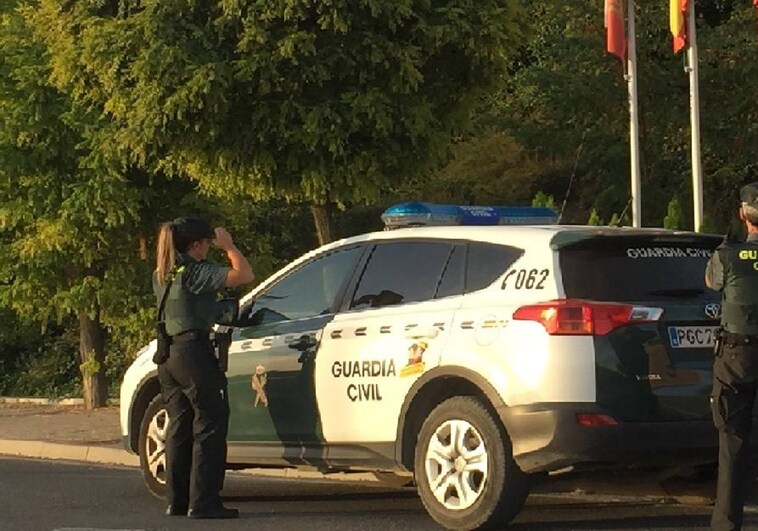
left=138, top=395, right=169, bottom=499
left=414, top=396, right=529, bottom=530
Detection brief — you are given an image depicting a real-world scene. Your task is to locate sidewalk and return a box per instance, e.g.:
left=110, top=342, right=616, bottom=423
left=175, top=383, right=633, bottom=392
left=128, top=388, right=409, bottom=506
left=0, top=401, right=137, bottom=467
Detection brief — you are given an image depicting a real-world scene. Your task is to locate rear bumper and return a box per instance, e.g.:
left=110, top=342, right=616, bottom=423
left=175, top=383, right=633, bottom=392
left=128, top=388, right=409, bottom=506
left=498, top=403, right=718, bottom=474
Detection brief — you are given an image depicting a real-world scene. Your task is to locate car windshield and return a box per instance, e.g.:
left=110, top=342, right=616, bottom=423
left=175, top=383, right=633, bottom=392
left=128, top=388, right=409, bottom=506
left=558, top=235, right=721, bottom=303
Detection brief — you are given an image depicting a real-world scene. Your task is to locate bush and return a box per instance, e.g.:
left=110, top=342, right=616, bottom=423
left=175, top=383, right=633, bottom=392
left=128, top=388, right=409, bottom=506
left=0, top=317, right=80, bottom=398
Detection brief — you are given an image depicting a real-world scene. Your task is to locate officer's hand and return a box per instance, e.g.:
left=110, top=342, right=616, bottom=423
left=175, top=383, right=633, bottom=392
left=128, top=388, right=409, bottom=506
left=213, top=228, right=235, bottom=251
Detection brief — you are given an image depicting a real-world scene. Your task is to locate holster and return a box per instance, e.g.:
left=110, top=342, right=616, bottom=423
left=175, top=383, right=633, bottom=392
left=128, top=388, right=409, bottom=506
left=153, top=321, right=172, bottom=365
left=213, top=330, right=232, bottom=372
left=714, top=327, right=724, bottom=358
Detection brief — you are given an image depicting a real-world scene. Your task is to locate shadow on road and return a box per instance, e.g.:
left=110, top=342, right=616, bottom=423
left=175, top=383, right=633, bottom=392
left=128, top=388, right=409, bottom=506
left=508, top=514, right=724, bottom=529
left=224, top=489, right=419, bottom=503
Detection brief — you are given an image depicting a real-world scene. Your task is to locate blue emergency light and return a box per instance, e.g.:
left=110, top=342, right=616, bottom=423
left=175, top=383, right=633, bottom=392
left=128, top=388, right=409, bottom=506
left=381, top=202, right=559, bottom=229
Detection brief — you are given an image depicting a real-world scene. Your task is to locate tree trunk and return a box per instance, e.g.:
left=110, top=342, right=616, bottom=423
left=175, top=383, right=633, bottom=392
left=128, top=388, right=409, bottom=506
left=78, top=308, right=108, bottom=409
left=310, top=203, right=335, bottom=246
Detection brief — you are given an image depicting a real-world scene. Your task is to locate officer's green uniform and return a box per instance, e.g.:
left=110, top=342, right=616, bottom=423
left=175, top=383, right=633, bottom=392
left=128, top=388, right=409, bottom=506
left=153, top=256, right=230, bottom=516
left=708, top=183, right=758, bottom=531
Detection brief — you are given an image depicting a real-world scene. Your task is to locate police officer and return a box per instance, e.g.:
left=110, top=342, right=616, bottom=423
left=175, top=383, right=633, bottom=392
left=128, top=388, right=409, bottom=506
left=153, top=216, right=253, bottom=519
left=706, top=183, right=758, bottom=531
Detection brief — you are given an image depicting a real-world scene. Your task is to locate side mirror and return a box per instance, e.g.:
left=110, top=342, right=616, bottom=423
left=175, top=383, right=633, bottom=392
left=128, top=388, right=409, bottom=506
left=215, top=298, right=239, bottom=326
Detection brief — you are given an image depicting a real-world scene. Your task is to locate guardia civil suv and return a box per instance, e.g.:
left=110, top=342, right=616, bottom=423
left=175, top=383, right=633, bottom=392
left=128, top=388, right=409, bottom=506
left=120, top=202, right=723, bottom=530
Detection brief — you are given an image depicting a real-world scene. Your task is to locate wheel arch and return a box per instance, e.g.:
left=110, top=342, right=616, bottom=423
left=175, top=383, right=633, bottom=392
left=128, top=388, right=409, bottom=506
left=395, top=366, right=507, bottom=471
left=128, top=372, right=161, bottom=453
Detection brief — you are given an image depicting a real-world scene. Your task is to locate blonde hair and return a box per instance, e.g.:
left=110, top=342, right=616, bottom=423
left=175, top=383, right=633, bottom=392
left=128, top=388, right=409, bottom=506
left=155, top=222, right=176, bottom=285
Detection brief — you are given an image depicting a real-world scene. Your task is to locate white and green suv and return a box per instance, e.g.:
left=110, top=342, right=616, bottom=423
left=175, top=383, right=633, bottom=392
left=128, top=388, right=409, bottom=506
left=120, top=203, right=723, bottom=530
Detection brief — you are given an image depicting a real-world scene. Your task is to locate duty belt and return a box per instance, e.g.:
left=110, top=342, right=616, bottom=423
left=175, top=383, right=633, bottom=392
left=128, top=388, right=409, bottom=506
left=722, top=331, right=758, bottom=345
left=172, top=330, right=210, bottom=342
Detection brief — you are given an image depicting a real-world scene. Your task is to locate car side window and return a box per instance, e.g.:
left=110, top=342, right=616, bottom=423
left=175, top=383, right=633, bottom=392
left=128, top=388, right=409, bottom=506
left=349, top=241, right=454, bottom=310
left=241, top=246, right=363, bottom=325
left=466, top=243, right=524, bottom=293
left=435, top=244, right=465, bottom=299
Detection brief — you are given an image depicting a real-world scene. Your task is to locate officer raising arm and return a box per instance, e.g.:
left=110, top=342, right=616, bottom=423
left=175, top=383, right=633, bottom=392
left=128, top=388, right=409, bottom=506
left=153, top=217, right=253, bottom=520
left=707, top=184, right=758, bottom=531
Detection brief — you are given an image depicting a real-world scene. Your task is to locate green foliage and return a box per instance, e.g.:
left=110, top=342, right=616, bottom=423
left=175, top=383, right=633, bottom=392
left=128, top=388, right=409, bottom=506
left=33, top=0, right=531, bottom=211
left=446, top=0, right=758, bottom=227
left=587, top=208, right=603, bottom=226
left=0, top=316, right=80, bottom=399
left=532, top=192, right=557, bottom=210
left=663, top=196, right=683, bottom=230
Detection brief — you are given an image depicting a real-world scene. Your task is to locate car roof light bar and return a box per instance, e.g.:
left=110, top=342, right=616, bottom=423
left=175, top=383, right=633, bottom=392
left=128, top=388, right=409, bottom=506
left=381, top=202, right=559, bottom=230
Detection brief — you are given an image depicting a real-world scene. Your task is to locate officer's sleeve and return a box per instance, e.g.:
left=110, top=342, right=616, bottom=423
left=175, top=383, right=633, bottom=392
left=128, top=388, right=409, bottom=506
left=183, top=262, right=231, bottom=295
left=705, top=249, right=724, bottom=292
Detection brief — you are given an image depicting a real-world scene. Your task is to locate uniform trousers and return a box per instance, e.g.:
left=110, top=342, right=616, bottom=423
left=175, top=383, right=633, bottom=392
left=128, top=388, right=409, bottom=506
left=711, top=342, right=758, bottom=531
left=157, top=333, right=229, bottom=513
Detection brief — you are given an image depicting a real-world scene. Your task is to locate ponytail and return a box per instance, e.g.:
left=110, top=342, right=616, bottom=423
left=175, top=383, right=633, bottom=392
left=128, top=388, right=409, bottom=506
left=155, top=222, right=176, bottom=285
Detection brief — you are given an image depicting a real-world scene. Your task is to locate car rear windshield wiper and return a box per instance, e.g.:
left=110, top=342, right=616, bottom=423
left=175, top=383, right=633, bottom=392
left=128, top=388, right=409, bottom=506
left=646, top=288, right=705, bottom=298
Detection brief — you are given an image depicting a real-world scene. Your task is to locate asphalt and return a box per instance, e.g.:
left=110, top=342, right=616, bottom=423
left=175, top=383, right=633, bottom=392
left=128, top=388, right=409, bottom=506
left=0, top=399, right=721, bottom=505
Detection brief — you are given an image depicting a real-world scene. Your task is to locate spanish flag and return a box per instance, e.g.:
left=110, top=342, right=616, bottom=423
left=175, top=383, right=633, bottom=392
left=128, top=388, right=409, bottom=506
left=670, top=0, right=688, bottom=53
left=605, top=0, right=626, bottom=59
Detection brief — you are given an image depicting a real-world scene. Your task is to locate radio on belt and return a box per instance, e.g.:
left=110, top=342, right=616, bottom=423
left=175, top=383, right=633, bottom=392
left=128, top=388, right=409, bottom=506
left=381, top=202, right=559, bottom=229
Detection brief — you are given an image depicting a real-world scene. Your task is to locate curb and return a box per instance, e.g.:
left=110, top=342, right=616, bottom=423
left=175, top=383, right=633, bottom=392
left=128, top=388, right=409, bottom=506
left=0, top=439, right=382, bottom=483
left=0, top=397, right=120, bottom=406
left=0, top=439, right=138, bottom=467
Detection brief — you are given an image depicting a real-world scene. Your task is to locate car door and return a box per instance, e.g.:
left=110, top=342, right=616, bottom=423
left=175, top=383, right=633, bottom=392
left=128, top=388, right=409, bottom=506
left=316, top=240, right=466, bottom=461
left=225, top=244, right=365, bottom=455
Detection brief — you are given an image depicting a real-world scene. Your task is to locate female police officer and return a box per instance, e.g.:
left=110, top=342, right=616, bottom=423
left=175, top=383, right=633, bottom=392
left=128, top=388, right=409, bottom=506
left=154, top=216, right=253, bottom=519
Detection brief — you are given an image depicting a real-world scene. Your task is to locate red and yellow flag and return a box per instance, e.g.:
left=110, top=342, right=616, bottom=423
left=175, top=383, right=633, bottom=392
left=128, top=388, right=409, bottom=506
left=670, top=0, right=688, bottom=53
left=605, top=0, right=626, bottom=59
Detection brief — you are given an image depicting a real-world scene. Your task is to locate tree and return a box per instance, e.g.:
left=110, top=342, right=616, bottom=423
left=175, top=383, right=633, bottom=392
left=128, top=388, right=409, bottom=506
left=0, top=2, right=197, bottom=408
left=33, top=0, right=530, bottom=245
left=437, top=0, right=756, bottom=228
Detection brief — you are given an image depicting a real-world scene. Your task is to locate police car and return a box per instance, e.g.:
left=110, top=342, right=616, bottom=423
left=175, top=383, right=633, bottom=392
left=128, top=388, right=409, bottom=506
left=120, top=202, right=723, bottom=530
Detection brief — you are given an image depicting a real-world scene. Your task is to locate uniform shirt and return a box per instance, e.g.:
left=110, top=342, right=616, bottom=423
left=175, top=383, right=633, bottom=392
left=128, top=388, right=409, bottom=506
left=153, top=255, right=231, bottom=336
left=706, top=233, right=758, bottom=292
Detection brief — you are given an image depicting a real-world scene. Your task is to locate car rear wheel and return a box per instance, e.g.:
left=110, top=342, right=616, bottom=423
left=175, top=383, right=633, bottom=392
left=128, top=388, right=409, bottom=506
left=139, top=395, right=168, bottom=499
left=414, top=396, right=529, bottom=530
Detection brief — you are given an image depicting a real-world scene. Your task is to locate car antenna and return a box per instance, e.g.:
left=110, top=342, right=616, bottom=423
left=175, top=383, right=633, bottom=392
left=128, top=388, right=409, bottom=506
left=609, top=197, right=632, bottom=227
left=557, top=131, right=586, bottom=224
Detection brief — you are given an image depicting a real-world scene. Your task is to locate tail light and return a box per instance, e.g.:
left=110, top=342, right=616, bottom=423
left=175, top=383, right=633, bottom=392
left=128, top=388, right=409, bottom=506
left=512, top=299, right=663, bottom=336
left=576, top=413, right=619, bottom=427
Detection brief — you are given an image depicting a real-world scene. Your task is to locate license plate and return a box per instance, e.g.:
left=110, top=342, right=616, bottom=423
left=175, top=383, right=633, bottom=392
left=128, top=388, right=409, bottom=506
left=668, top=326, right=718, bottom=348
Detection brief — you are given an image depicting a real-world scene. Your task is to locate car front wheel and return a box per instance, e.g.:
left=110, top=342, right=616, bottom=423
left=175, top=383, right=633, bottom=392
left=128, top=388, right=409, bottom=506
left=414, top=396, right=529, bottom=530
left=138, top=395, right=168, bottom=499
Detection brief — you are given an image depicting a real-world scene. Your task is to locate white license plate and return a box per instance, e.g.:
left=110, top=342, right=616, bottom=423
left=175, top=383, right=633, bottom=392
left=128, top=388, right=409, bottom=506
left=668, top=326, right=718, bottom=348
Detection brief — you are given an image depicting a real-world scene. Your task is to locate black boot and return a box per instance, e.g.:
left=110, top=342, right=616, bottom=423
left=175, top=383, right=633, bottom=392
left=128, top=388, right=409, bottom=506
left=165, top=505, right=188, bottom=516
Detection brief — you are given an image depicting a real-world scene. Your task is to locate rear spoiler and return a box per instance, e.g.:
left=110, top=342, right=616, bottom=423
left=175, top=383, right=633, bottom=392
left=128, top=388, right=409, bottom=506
left=550, top=230, right=723, bottom=251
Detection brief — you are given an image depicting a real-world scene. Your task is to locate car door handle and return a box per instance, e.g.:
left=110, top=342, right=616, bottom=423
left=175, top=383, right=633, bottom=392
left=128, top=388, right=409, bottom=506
left=288, top=335, right=318, bottom=351
left=405, top=326, right=440, bottom=340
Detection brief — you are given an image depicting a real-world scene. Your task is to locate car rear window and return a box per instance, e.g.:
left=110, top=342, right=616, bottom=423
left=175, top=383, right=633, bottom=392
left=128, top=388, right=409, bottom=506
left=559, top=236, right=721, bottom=302
left=466, top=243, right=524, bottom=293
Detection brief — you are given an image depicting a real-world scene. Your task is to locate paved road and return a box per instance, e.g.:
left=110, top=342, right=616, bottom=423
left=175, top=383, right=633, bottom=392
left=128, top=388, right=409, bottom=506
left=3, top=457, right=757, bottom=531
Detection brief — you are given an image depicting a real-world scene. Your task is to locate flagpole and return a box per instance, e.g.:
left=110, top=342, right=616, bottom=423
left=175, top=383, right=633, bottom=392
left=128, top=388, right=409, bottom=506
left=686, top=0, right=704, bottom=231
left=627, top=0, right=642, bottom=227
